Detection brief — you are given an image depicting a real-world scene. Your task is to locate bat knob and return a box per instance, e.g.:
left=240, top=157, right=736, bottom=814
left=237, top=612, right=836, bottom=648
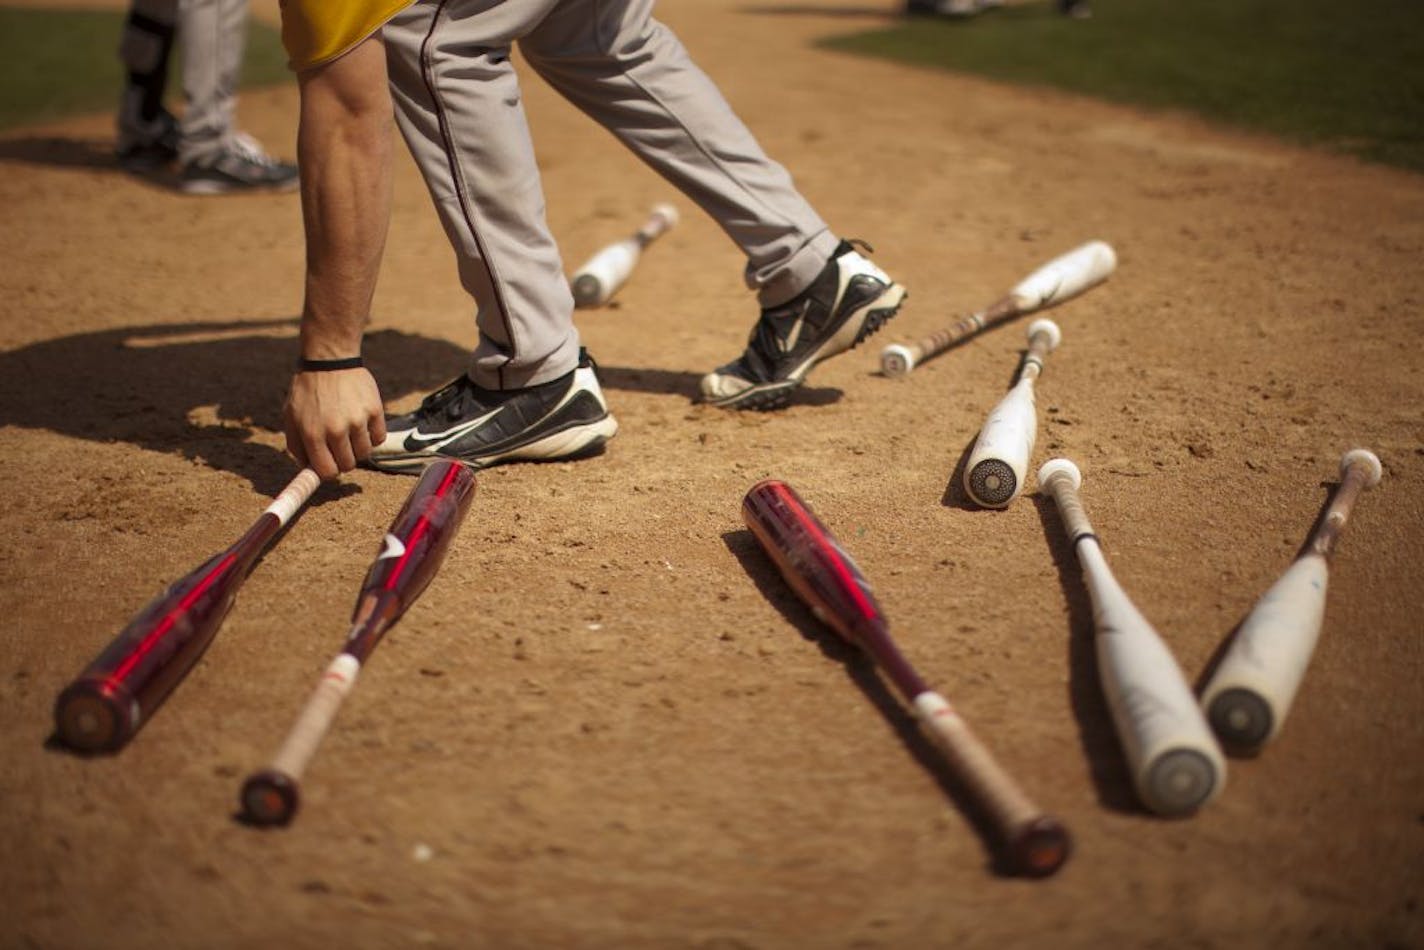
left=1340, top=449, right=1382, bottom=487
left=1026, top=318, right=1062, bottom=351
left=240, top=769, right=301, bottom=827
left=571, top=273, right=604, bottom=308
left=880, top=344, right=916, bottom=377
left=1036, top=458, right=1081, bottom=492
left=54, top=679, right=136, bottom=754
left=1205, top=687, right=1273, bottom=753
left=1142, top=747, right=1219, bottom=817
left=1007, top=815, right=1071, bottom=878
left=651, top=202, right=679, bottom=228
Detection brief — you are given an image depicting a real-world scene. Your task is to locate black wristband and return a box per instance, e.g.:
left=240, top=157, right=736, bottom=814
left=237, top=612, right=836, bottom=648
left=296, top=356, right=364, bottom=372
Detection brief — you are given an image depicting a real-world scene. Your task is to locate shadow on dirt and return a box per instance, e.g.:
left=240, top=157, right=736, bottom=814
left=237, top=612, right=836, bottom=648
left=722, top=525, right=1026, bottom=877
left=0, top=317, right=469, bottom=493
left=0, top=135, right=117, bottom=171
left=595, top=363, right=843, bottom=408
left=0, top=317, right=813, bottom=493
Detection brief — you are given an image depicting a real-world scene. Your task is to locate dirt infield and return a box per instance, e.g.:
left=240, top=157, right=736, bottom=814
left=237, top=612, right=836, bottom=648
left=2, top=1, right=1422, bottom=947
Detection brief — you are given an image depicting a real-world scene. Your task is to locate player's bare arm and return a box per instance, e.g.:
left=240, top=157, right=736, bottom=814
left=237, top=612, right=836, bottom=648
left=283, top=36, right=392, bottom=479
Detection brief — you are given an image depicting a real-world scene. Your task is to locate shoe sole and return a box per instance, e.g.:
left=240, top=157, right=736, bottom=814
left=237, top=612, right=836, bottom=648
left=179, top=178, right=301, bottom=196
left=366, top=414, right=620, bottom=474
left=706, top=283, right=907, bottom=411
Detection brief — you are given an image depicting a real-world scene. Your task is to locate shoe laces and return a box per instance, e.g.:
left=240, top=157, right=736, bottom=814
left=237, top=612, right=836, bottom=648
left=418, top=376, right=485, bottom=423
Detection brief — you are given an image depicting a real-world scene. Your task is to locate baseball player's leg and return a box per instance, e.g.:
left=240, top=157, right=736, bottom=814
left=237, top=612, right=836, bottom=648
left=116, top=0, right=179, bottom=170
left=520, top=0, right=835, bottom=308
left=520, top=0, right=905, bottom=410
left=176, top=0, right=298, bottom=193
left=366, top=0, right=615, bottom=472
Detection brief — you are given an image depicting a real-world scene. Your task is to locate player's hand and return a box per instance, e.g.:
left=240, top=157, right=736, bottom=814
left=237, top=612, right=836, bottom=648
left=283, top=368, right=388, bottom=479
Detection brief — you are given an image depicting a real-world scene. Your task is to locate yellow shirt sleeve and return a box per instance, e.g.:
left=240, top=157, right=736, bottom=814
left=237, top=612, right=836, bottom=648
left=280, top=0, right=418, bottom=71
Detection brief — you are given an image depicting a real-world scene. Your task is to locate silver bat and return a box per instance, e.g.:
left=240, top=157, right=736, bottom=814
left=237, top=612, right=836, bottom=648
left=963, top=318, right=1061, bottom=507
left=570, top=203, right=679, bottom=308
left=1038, top=458, right=1226, bottom=817
left=1200, top=449, right=1383, bottom=753
left=881, top=240, right=1115, bottom=377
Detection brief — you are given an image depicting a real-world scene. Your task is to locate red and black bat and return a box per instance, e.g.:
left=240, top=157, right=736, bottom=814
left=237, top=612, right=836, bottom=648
left=53, top=469, right=323, bottom=754
left=742, top=479, right=1069, bottom=877
left=240, top=459, right=477, bottom=826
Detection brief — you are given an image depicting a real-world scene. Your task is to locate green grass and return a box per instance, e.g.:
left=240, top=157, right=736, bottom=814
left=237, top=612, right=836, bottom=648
left=821, top=0, right=1424, bottom=172
left=0, top=6, right=292, bottom=132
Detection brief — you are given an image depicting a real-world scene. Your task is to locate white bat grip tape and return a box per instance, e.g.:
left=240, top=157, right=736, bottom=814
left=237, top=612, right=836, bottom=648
left=270, top=654, right=361, bottom=779
left=265, top=469, right=321, bottom=526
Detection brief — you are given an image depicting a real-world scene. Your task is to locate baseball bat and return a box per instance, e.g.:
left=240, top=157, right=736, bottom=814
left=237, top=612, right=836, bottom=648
left=53, top=469, right=322, bottom=754
left=1200, top=449, right=1382, bottom=753
left=742, top=478, right=1070, bottom=877
left=963, top=318, right=1062, bottom=508
left=1037, top=459, right=1225, bottom=816
left=239, top=459, right=476, bottom=826
left=880, top=240, right=1115, bottom=377
left=570, top=203, right=679, bottom=308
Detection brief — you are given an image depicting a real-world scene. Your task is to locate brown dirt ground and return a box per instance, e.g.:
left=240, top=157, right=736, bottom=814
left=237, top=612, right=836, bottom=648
left=2, top=1, right=1422, bottom=947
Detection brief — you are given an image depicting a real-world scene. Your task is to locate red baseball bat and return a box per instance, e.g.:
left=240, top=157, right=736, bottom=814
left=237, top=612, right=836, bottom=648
left=742, top=479, right=1069, bottom=877
left=53, top=469, right=322, bottom=754
left=240, top=459, right=477, bottom=826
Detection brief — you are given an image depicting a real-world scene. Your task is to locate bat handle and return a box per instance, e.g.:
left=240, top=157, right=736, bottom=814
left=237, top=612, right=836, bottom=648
left=240, top=653, right=361, bottom=826
left=914, top=693, right=1070, bottom=877
left=267, top=468, right=322, bottom=524
left=1309, top=449, right=1382, bottom=558
left=1037, top=459, right=1093, bottom=541
left=880, top=298, right=1019, bottom=377
left=636, top=202, right=679, bottom=244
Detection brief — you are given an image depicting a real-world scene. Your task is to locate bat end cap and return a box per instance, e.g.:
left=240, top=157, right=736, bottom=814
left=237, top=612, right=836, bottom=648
left=1007, top=816, right=1071, bottom=878
left=966, top=458, right=1019, bottom=508
left=1143, top=748, right=1221, bottom=817
left=54, top=681, right=133, bottom=754
left=240, top=770, right=300, bottom=827
left=1206, top=687, right=1273, bottom=753
left=570, top=273, right=605, bottom=308
left=880, top=344, right=916, bottom=377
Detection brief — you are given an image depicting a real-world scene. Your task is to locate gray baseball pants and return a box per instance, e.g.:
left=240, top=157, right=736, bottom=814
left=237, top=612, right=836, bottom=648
left=117, top=0, right=249, bottom=166
left=383, top=0, right=840, bottom=390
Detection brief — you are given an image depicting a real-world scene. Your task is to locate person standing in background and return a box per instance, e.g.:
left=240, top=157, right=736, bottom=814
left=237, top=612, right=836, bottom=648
left=116, top=0, right=300, bottom=194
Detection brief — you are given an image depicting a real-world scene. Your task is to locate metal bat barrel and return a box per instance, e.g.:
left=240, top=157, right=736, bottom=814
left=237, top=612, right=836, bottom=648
left=964, top=318, right=1061, bottom=507
left=742, top=479, right=925, bottom=700
left=1038, top=459, right=1225, bottom=816
left=346, top=458, right=477, bottom=659
left=1201, top=449, right=1382, bottom=751
left=571, top=203, right=678, bottom=308
left=53, top=469, right=320, bottom=753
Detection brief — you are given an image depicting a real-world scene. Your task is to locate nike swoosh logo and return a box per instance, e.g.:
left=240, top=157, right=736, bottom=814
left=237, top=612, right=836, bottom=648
left=402, top=406, right=502, bottom=451
left=378, top=534, right=406, bottom=561
left=782, top=300, right=813, bottom=353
